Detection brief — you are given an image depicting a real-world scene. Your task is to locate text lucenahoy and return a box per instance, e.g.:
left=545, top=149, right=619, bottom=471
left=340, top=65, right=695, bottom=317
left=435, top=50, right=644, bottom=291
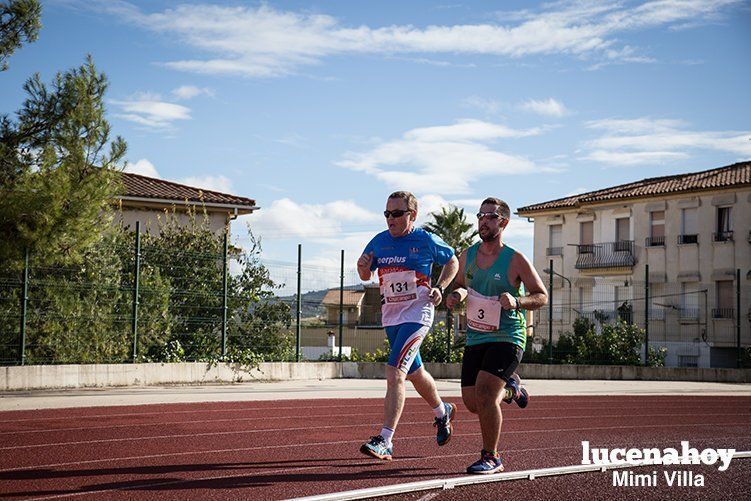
left=581, top=441, right=734, bottom=471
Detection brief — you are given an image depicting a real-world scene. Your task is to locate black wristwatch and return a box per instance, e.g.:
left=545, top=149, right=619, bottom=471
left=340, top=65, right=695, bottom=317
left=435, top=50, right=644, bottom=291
left=436, top=285, right=444, bottom=296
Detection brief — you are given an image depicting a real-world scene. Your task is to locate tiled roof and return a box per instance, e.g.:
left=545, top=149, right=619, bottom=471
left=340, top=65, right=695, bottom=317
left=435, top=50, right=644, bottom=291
left=321, top=289, right=365, bottom=307
left=119, top=172, right=257, bottom=209
left=517, top=162, right=750, bottom=214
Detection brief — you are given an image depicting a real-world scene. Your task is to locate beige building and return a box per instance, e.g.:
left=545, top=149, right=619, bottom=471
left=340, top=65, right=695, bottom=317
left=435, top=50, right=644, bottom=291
left=517, top=161, right=750, bottom=368
left=115, top=172, right=259, bottom=234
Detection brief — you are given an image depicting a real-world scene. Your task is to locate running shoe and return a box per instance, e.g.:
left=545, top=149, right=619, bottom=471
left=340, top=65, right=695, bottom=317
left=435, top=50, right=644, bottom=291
left=360, top=435, right=393, bottom=461
left=434, top=402, right=456, bottom=446
left=502, top=373, right=529, bottom=409
left=467, top=449, right=504, bottom=474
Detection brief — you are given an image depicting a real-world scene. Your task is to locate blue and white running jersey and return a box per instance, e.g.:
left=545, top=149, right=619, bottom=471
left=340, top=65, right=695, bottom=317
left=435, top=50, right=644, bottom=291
left=363, top=228, right=454, bottom=327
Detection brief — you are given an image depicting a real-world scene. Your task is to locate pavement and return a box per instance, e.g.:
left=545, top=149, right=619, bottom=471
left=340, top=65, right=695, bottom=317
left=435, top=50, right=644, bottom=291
left=2, top=378, right=751, bottom=411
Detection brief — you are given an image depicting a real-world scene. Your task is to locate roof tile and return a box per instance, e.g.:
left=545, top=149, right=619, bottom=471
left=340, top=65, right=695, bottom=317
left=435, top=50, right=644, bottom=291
left=517, top=162, right=750, bottom=214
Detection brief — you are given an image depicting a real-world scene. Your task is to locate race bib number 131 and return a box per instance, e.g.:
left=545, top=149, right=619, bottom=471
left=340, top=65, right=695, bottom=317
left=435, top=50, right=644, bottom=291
left=383, top=270, right=417, bottom=304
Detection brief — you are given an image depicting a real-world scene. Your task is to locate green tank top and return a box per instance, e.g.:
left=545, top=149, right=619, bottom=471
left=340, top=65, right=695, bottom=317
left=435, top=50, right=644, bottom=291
left=465, top=243, right=526, bottom=349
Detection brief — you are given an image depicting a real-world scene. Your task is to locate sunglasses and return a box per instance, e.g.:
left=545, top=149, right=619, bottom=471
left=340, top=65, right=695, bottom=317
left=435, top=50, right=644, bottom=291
left=384, top=209, right=410, bottom=218
left=476, top=212, right=501, bottom=220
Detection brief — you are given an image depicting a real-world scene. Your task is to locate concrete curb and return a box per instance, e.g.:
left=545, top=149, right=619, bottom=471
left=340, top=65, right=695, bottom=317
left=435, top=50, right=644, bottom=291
left=1, top=362, right=749, bottom=391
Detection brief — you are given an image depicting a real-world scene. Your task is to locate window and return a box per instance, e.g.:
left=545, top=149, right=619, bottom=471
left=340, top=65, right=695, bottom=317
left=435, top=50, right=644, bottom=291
left=680, top=208, right=698, bottom=244
left=714, top=207, right=733, bottom=242
left=680, top=282, right=700, bottom=320
left=648, top=211, right=665, bottom=246
left=713, top=280, right=734, bottom=318
left=579, top=221, right=594, bottom=253
left=649, top=283, right=665, bottom=320
left=616, top=217, right=630, bottom=241
left=547, top=224, right=563, bottom=256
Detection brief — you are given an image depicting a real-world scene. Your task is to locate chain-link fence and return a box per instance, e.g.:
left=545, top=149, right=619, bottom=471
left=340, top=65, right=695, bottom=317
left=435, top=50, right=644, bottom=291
left=2, top=230, right=748, bottom=368
left=531, top=273, right=751, bottom=368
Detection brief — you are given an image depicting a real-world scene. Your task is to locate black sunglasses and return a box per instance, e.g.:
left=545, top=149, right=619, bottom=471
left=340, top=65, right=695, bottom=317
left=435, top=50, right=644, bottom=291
left=476, top=212, right=501, bottom=220
left=384, top=209, right=410, bottom=218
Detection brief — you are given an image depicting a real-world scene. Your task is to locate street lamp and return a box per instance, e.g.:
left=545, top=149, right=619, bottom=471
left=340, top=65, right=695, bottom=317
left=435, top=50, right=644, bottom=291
left=542, top=266, right=572, bottom=363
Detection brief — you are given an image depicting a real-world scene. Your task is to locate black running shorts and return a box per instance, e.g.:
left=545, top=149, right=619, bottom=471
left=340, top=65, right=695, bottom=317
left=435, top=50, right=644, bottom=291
left=461, top=342, right=523, bottom=387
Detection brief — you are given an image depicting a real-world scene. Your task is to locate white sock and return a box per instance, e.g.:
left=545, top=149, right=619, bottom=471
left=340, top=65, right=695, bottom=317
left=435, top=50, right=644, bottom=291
left=380, top=426, right=394, bottom=446
left=433, top=402, right=446, bottom=419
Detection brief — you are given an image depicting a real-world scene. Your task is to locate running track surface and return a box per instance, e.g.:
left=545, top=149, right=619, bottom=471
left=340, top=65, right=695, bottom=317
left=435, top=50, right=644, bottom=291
left=0, top=396, right=749, bottom=500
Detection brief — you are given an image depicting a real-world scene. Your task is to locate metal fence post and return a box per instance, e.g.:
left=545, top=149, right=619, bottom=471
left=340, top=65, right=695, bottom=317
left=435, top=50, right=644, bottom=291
left=131, top=222, right=141, bottom=362
left=446, top=309, right=452, bottom=363
left=296, top=244, right=302, bottom=362
left=644, top=264, right=649, bottom=366
left=19, top=247, right=29, bottom=366
left=338, top=249, right=344, bottom=361
left=737, top=268, right=742, bottom=369
left=548, top=259, right=553, bottom=364
left=221, top=231, right=229, bottom=357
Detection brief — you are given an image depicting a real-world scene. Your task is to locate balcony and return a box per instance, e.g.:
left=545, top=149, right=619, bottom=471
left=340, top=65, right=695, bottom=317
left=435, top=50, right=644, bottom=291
left=713, top=231, right=733, bottom=242
left=645, top=236, right=665, bottom=247
left=711, top=308, right=734, bottom=319
left=574, top=241, right=636, bottom=270
left=546, top=247, right=563, bottom=256
left=678, top=234, right=698, bottom=245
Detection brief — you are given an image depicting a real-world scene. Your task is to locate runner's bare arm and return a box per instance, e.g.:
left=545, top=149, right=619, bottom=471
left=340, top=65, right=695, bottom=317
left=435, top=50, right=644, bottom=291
left=502, top=252, right=547, bottom=311
left=429, top=255, right=459, bottom=305
left=445, top=250, right=467, bottom=310
left=357, top=251, right=375, bottom=281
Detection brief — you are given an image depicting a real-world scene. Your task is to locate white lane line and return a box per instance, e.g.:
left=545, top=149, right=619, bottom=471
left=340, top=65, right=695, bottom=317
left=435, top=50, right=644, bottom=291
left=3, top=410, right=748, bottom=436
left=1, top=398, right=738, bottom=424
left=17, top=444, right=751, bottom=501
left=1, top=422, right=749, bottom=472
left=2, top=415, right=751, bottom=451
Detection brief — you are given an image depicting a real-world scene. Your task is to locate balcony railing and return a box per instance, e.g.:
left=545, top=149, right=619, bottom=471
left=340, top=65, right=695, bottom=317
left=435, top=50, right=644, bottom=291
left=680, top=308, right=701, bottom=321
left=575, top=241, right=636, bottom=270
left=713, top=231, right=733, bottom=242
left=546, top=247, right=563, bottom=256
left=645, top=236, right=665, bottom=247
left=712, top=308, right=734, bottom=319
left=678, top=234, right=698, bottom=245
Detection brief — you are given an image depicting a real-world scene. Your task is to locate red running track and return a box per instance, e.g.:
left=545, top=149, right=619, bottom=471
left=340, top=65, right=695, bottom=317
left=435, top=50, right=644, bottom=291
left=0, top=396, right=749, bottom=500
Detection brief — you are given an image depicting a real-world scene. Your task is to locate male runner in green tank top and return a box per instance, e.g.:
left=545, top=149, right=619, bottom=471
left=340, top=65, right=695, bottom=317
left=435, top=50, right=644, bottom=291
left=446, top=197, right=548, bottom=474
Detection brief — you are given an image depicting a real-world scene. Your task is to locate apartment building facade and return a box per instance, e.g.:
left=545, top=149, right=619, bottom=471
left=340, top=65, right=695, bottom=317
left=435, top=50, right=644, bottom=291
left=516, top=162, right=751, bottom=368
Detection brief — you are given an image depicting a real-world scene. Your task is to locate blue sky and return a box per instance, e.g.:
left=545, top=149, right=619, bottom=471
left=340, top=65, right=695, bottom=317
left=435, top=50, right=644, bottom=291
left=2, top=0, right=750, bottom=292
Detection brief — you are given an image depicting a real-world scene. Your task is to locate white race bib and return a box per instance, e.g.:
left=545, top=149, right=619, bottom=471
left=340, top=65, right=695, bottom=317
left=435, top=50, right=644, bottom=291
left=383, top=270, right=418, bottom=304
left=466, top=288, right=502, bottom=332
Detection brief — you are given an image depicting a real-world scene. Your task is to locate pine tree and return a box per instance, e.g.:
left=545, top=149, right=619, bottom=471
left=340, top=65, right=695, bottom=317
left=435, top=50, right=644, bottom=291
left=0, top=56, right=127, bottom=262
left=0, top=0, right=41, bottom=71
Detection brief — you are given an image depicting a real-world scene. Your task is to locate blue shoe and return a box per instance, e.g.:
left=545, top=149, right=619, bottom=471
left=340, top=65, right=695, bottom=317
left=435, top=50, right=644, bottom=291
left=360, top=435, right=393, bottom=461
left=467, top=449, right=504, bottom=474
left=434, top=402, right=456, bottom=446
left=502, top=373, right=529, bottom=409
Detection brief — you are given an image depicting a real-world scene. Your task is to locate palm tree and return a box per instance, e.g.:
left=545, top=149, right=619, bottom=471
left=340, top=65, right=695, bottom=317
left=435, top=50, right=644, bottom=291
left=422, top=205, right=478, bottom=255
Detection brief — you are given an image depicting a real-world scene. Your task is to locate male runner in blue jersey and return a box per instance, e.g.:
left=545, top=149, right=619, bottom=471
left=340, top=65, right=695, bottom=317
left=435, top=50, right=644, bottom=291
left=446, top=197, right=548, bottom=474
left=358, top=191, right=459, bottom=461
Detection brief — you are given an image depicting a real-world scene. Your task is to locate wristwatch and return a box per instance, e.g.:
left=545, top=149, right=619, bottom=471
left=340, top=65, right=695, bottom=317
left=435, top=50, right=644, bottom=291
left=436, top=285, right=444, bottom=296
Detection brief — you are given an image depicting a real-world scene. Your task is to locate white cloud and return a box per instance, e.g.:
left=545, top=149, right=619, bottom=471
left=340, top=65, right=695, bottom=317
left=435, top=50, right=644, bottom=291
left=123, top=158, right=160, bottom=178
left=519, top=98, right=568, bottom=117
left=461, top=96, right=502, bottom=115
left=87, top=0, right=740, bottom=77
left=111, top=94, right=191, bottom=129
left=171, top=85, right=214, bottom=100
left=337, top=119, right=542, bottom=195
left=583, top=117, right=751, bottom=166
left=178, top=175, right=234, bottom=194
left=241, top=198, right=382, bottom=241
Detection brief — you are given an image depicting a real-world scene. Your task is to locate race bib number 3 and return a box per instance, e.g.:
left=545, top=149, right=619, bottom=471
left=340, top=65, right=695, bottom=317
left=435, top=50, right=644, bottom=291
left=467, top=288, right=501, bottom=332
left=383, top=270, right=418, bottom=304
